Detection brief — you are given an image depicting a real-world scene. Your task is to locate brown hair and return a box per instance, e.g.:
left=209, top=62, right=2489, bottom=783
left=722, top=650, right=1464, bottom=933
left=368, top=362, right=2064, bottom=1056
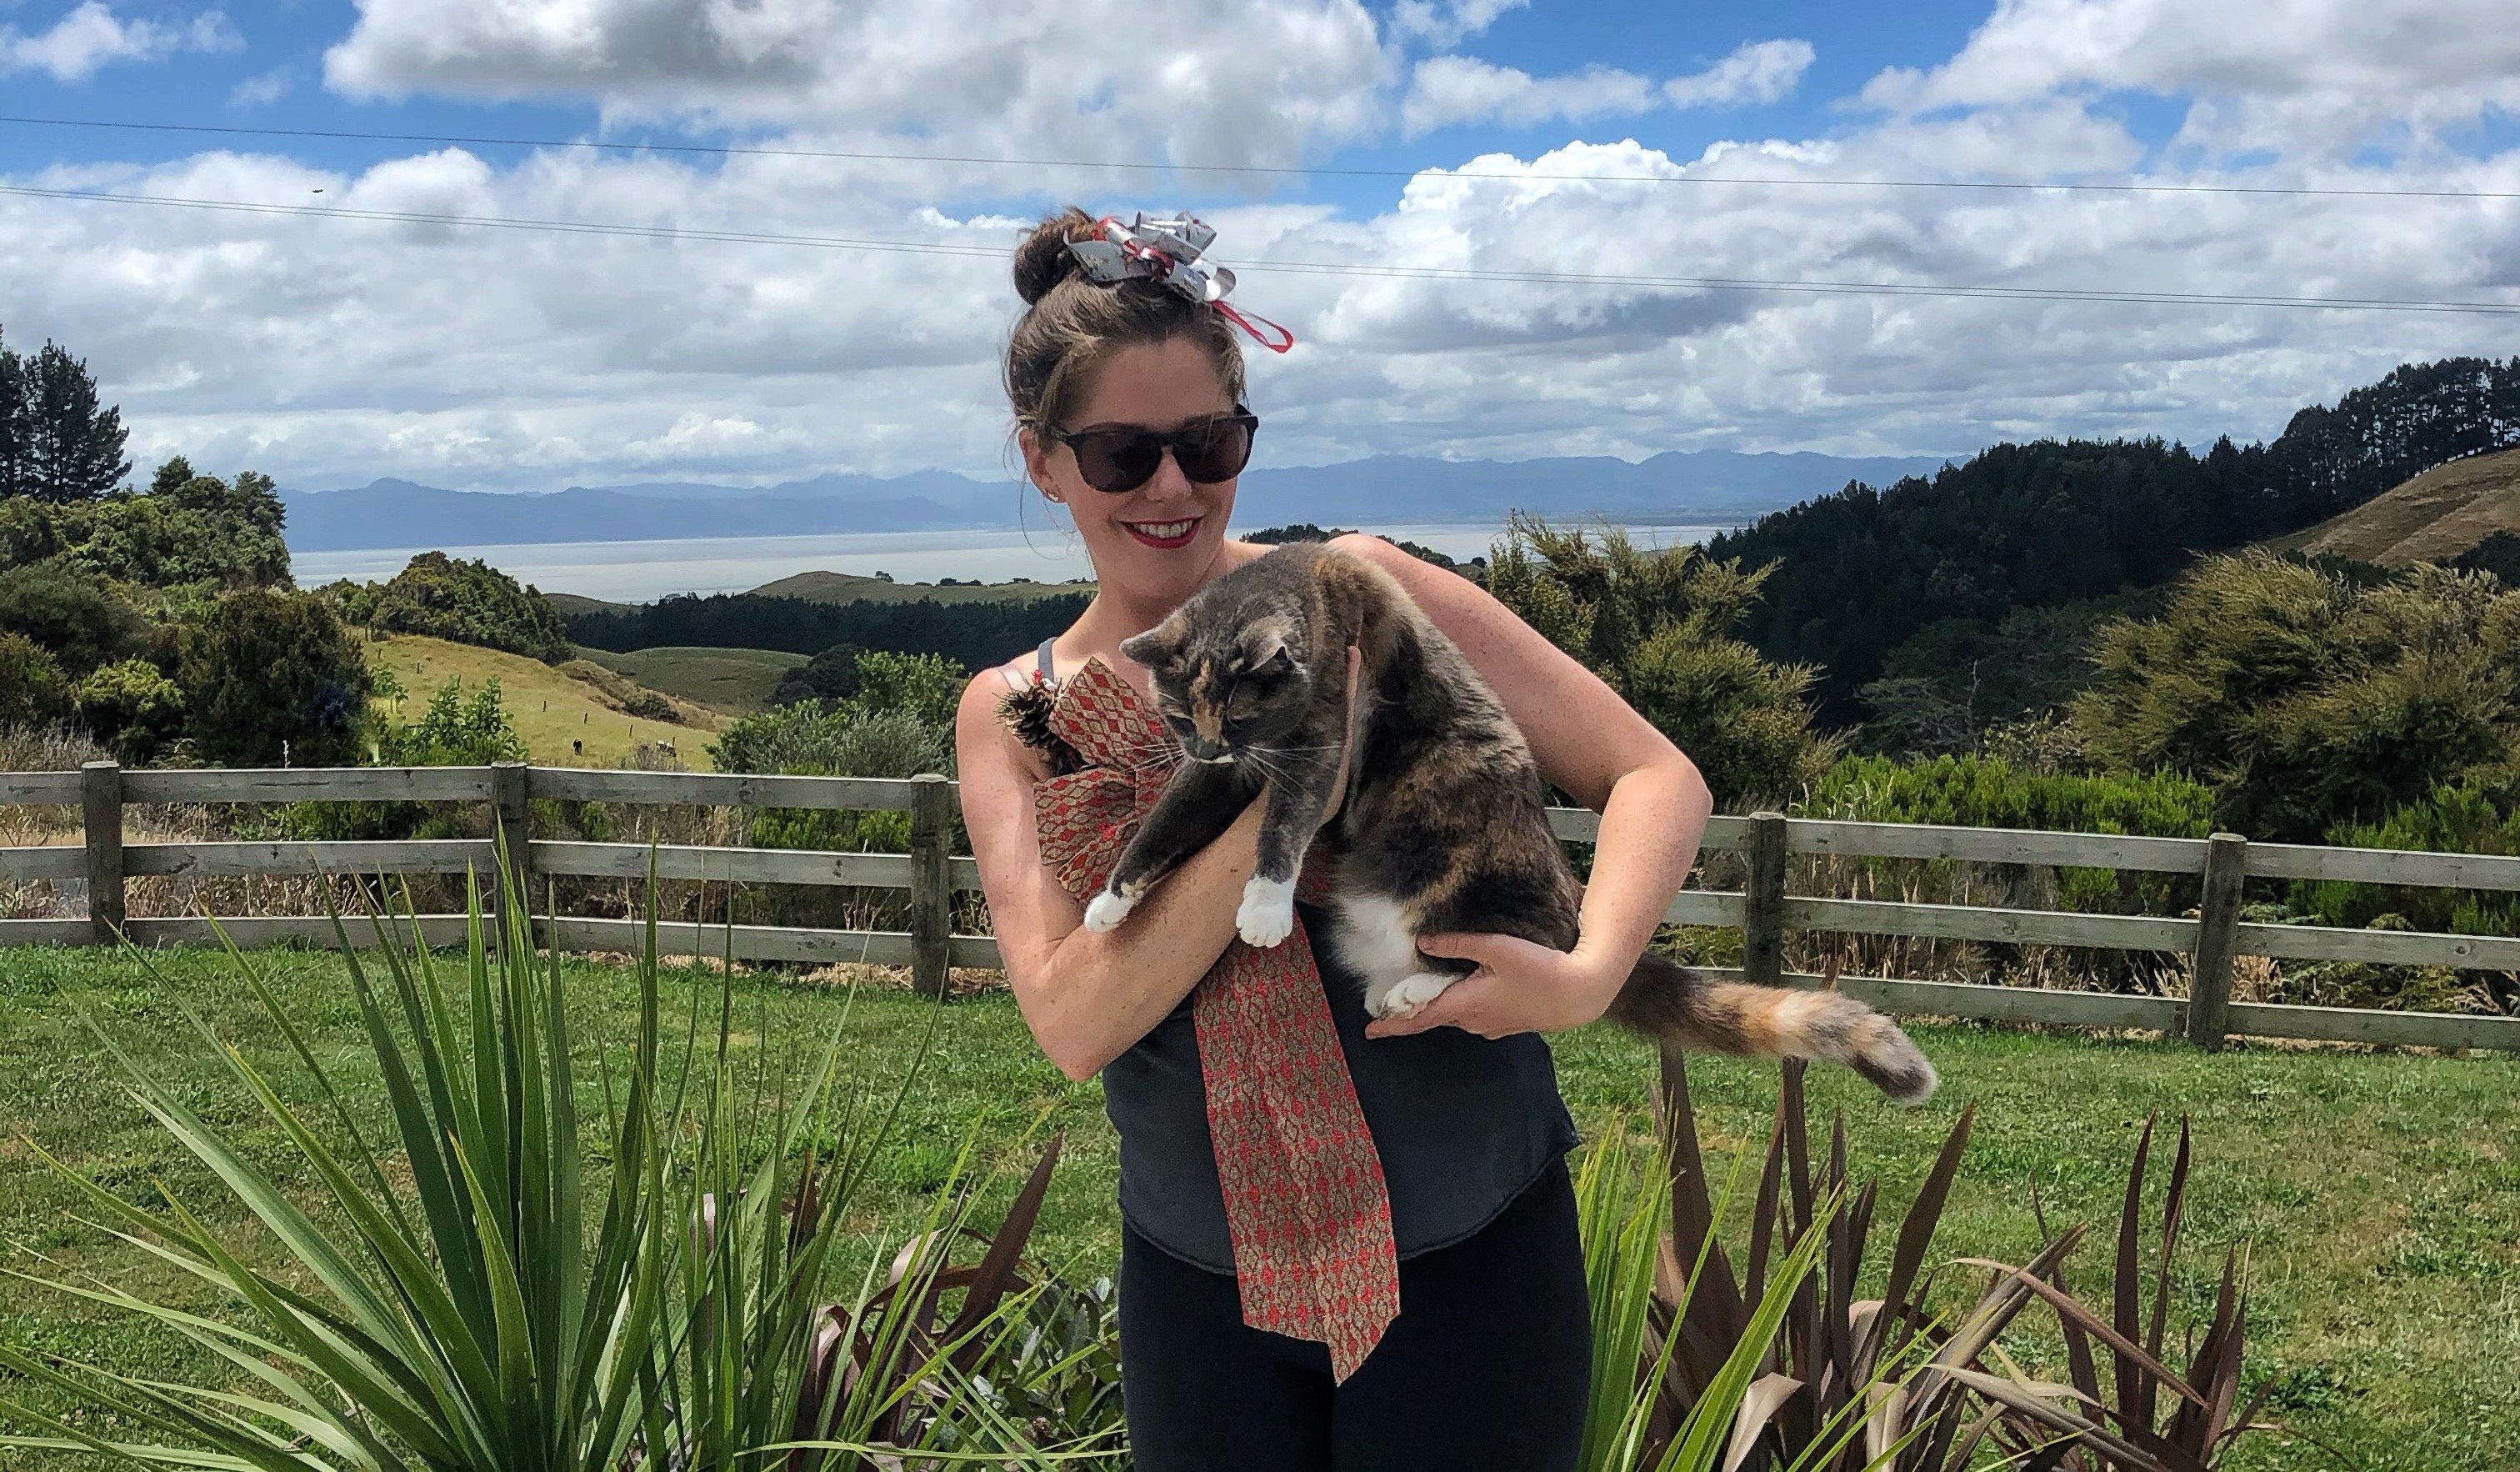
left=1004, top=207, right=1248, bottom=433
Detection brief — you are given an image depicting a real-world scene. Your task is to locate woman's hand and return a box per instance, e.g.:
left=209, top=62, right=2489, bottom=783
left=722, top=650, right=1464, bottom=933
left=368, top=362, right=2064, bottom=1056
left=1361, top=932, right=1628, bottom=1040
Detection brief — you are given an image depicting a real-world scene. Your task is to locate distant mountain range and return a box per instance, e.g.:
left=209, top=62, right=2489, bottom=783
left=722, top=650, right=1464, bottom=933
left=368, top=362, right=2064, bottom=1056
left=277, top=450, right=1956, bottom=553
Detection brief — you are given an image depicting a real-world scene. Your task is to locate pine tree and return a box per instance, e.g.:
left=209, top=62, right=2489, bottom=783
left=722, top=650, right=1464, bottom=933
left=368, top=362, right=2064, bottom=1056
left=0, top=332, right=24, bottom=500
left=21, top=340, right=129, bottom=503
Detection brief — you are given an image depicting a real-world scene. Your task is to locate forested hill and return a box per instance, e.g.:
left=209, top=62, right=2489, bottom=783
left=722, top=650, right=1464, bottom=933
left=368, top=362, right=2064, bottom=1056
left=1708, top=356, right=2520, bottom=722
left=566, top=588, right=1092, bottom=670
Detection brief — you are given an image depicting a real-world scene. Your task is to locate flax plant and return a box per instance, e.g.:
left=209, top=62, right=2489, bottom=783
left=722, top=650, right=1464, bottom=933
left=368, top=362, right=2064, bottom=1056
left=0, top=860, right=1083, bottom=1471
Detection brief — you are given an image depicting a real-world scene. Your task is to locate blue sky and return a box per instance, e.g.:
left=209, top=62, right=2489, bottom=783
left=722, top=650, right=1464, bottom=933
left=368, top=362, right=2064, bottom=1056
left=3, top=0, right=2518, bottom=489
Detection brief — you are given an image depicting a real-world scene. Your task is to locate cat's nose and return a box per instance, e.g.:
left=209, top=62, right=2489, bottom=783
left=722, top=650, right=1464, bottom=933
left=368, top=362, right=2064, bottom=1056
left=1183, top=734, right=1228, bottom=762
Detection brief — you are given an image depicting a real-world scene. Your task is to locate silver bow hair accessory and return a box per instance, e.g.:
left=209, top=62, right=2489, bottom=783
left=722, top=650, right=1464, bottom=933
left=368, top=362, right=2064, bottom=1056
left=1068, top=213, right=1294, bottom=353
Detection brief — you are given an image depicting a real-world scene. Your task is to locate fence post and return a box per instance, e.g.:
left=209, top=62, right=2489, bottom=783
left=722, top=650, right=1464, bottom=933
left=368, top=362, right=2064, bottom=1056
left=492, top=762, right=532, bottom=954
left=81, top=760, right=124, bottom=946
left=909, top=774, right=953, bottom=999
left=1743, top=810, right=1788, bottom=988
left=2184, top=831, right=2248, bottom=1050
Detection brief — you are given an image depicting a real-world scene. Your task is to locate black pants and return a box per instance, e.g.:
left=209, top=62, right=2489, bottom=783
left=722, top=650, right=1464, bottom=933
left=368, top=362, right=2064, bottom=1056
left=1118, top=1157, right=1592, bottom=1472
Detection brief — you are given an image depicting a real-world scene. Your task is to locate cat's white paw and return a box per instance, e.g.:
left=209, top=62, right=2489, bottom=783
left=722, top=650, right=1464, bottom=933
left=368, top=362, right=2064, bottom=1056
left=1367, top=972, right=1458, bottom=1021
left=1237, top=876, right=1298, bottom=948
left=1082, top=889, right=1135, bottom=934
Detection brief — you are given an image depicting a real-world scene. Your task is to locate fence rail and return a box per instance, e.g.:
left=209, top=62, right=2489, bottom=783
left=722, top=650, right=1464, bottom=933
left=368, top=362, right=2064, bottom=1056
left=5, top=761, right=2517, bottom=1050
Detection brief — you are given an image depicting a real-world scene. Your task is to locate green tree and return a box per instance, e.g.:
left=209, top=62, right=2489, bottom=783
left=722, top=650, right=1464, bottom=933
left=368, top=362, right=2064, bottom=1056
left=18, top=340, right=129, bottom=503
left=75, top=658, right=186, bottom=764
left=180, top=588, right=373, bottom=767
left=848, top=649, right=965, bottom=731
left=362, top=551, right=572, bottom=661
left=2072, top=554, right=2520, bottom=839
left=374, top=677, right=530, bottom=765
left=0, top=631, right=72, bottom=728
left=770, top=642, right=863, bottom=707
left=1487, top=514, right=1838, bottom=804
left=0, top=333, right=24, bottom=500
left=0, top=563, right=152, bottom=677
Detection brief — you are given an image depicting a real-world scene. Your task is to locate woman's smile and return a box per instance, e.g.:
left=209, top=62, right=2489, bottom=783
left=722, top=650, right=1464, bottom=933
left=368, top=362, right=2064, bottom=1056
left=1122, top=516, right=1203, bottom=548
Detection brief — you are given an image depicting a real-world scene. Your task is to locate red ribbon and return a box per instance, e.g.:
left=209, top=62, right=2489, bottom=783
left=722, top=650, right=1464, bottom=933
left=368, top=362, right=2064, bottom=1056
left=1031, top=658, right=1398, bottom=1380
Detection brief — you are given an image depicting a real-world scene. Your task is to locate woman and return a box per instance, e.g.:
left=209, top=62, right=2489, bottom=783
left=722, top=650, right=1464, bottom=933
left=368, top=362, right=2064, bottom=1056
left=953, top=209, right=1715, bottom=1471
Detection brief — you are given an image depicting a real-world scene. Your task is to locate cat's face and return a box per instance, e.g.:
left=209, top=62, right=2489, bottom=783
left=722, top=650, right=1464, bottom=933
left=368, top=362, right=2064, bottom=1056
left=1122, top=615, right=1315, bottom=765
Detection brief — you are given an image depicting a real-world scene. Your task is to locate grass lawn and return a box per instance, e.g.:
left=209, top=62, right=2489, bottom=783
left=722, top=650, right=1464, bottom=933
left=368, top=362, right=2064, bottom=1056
left=574, top=645, right=802, bottom=713
left=371, top=633, right=728, bottom=767
left=2, top=946, right=2515, bottom=1469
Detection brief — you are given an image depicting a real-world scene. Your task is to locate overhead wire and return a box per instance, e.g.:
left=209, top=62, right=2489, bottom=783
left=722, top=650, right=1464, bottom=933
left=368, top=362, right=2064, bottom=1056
left=6, top=112, right=2520, bottom=201
left=8, top=181, right=2518, bottom=316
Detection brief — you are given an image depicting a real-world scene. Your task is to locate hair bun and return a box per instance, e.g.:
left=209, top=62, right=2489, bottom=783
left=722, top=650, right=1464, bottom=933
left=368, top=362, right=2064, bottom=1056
left=1012, top=207, right=1103, bottom=306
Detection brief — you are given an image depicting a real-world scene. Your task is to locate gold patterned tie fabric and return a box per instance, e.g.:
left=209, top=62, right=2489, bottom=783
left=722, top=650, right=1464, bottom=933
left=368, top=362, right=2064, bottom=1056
left=1022, top=657, right=1401, bottom=1381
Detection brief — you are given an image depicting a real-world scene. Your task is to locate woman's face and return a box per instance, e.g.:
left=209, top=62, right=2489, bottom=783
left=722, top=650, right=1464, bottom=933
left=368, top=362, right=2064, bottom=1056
left=1022, top=336, right=1239, bottom=611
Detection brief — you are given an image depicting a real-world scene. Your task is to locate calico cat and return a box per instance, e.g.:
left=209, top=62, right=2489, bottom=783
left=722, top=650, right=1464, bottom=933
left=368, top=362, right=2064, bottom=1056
left=1071, top=542, right=1938, bottom=1104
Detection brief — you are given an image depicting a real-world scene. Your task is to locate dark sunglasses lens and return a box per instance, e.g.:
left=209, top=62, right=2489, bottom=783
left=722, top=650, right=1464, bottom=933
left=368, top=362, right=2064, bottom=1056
left=1075, top=431, right=1165, bottom=492
left=1175, top=418, right=1254, bottom=483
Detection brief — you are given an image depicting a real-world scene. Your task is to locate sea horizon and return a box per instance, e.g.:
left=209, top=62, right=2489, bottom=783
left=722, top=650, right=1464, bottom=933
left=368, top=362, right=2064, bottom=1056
left=292, top=520, right=1740, bottom=603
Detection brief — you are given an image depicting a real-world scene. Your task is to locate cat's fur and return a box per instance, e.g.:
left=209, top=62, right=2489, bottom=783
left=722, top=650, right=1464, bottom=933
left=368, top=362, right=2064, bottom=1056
left=1072, top=542, right=1937, bottom=1104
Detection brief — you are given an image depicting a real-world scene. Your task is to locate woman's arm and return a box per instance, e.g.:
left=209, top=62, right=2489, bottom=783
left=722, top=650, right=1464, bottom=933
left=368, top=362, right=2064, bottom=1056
left=954, top=669, right=1268, bottom=1080
left=1327, top=534, right=1715, bottom=1039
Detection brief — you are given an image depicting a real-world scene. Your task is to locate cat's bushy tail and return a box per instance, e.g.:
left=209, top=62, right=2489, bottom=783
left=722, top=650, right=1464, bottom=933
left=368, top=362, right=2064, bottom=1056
left=1607, top=954, right=1938, bottom=1104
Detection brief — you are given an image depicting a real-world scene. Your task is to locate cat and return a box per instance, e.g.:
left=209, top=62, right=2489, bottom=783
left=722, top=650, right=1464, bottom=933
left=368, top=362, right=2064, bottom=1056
left=1071, top=542, right=1937, bottom=1104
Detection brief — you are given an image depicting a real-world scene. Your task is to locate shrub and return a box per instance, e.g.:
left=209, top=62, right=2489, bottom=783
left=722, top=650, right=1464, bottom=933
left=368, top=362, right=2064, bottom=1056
left=178, top=587, right=372, bottom=768
left=0, top=632, right=72, bottom=728
left=2290, top=773, right=2520, bottom=941
left=2072, top=555, right=2520, bottom=839
left=0, top=562, right=152, bottom=676
left=772, top=641, right=864, bottom=706
left=1488, top=514, right=1838, bottom=805
left=74, top=657, right=185, bottom=764
left=362, top=550, right=573, bottom=662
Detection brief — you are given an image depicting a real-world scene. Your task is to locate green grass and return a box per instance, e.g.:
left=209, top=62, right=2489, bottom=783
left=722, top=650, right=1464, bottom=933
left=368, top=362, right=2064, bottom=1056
left=573, top=645, right=802, bottom=713
left=3, top=947, right=2516, bottom=1469
left=371, top=633, right=728, bottom=766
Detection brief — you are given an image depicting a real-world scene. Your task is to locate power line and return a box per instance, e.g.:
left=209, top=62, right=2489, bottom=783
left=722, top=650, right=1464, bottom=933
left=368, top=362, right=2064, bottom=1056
left=6, top=112, right=2519, bottom=202
left=8, top=180, right=2519, bottom=317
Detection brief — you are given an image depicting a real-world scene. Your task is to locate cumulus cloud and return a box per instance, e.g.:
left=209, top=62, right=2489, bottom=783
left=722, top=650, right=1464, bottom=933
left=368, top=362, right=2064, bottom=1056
left=1, top=1, right=237, bottom=81
left=1404, top=38, right=1813, bottom=135
left=1664, top=38, right=1814, bottom=109
left=322, top=0, right=1388, bottom=170
left=3, top=0, right=2517, bottom=494
left=1402, top=58, right=1658, bottom=135
left=1861, top=0, right=2520, bottom=153
left=1389, top=0, right=1528, bottom=47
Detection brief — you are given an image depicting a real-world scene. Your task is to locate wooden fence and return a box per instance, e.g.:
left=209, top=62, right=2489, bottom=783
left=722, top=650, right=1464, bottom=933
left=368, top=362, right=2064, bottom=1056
left=6, top=760, right=2519, bottom=1054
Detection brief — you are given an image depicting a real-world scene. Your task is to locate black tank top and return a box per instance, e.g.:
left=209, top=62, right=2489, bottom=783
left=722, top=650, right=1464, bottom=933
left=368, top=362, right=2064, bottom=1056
left=1038, top=639, right=1581, bottom=1274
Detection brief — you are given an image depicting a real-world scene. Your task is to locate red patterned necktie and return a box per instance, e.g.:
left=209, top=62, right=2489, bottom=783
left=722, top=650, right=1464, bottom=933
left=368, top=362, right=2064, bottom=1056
left=1028, top=658, right=1400, bottom=1381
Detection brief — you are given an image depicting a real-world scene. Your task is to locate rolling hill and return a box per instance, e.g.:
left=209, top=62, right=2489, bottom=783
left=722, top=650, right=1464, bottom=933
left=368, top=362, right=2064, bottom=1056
left=2272, top=447, right=2520, bottom=567
left=574, top=645, right=800, bottom=713
left=372, top=634, right=728, bottom=768
left=743, top=570, right=1093, bottom=604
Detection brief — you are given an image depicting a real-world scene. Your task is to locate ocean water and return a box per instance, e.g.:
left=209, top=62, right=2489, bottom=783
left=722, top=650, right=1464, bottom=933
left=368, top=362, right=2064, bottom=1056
left=292, top=522, right=1736, bottom=603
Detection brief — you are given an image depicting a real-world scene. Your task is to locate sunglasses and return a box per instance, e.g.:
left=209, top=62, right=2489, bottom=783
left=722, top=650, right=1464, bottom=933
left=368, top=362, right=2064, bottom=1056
left=1050, top=408, right=1260, bottom=493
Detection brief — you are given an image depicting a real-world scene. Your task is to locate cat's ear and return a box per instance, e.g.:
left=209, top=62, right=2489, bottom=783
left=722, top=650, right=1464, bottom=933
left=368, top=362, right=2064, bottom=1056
left=1247, top=622, right=1295, bottom=673
left=1121, top=618, right=1183, bottom=669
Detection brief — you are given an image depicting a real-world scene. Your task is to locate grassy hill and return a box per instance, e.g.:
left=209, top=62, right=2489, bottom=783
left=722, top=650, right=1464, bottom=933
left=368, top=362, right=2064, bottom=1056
left=2272, top=446, right=2520, bottom=567
left=574, top=645, right=800, bottom=713
left=370, top=634, right=727, bottom=768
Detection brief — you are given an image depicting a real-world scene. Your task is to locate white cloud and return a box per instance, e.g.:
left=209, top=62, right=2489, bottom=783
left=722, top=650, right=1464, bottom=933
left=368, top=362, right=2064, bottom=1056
left=1664, top=38, right=1813, bottom=109
left=228, top=66, right=290, bottom=107
left=323, top=0, right=1389, bottom=170
left=1, top=1, right=236, bottom=81
left=1402, top=58, right=1657, bottom=135
left=1404, top=38, right=1812, bottom=135
left=1861, top=0, right=2520, bottom=153
left=1389, top=0, right=1527, bottom=47
left=3, top=0, right=2516, bottom=497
